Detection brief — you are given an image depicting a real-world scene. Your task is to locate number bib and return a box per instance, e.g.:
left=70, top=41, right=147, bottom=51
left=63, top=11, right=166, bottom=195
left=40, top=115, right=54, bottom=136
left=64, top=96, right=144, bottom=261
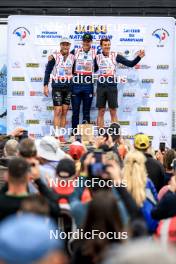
left=75, top=48, right=95, bottom=75
left=52, top=53, right=74, bottom=80
left=96, top=52, right=116, bottom=77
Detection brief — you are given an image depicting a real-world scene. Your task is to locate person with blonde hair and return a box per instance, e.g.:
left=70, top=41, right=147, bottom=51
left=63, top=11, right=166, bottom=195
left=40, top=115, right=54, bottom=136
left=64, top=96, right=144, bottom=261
left=123, top=150, right=158, bottom=233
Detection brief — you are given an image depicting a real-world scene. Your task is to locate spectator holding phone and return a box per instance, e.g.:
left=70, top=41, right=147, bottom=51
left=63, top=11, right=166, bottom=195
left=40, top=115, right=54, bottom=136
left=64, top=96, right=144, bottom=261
left=134, top=134, right=165, bottom=193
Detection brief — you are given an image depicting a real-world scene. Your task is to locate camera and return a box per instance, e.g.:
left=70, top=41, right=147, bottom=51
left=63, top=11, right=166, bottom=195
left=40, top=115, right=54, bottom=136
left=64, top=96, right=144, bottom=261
left=18, top=130, right=28, bottom=142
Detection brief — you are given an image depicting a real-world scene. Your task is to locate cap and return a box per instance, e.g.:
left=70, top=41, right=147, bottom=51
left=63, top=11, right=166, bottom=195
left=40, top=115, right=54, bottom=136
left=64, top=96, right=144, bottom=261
left=36, top=136, right=65, bottom=161
left=69, top=141, right=86, bottom=160
left=60, top=37, right=71, bottom=44
left=134, top=134, right=150, bottom=150
left=82, top=33, right=93, bottom=41
left=56, top=158, right=76, bottom=178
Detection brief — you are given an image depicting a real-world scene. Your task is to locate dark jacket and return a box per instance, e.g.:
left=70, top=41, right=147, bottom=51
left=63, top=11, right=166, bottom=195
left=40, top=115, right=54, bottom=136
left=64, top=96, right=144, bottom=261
left=144, top=153, right=165, bottom=193
left=0, top=179, right=60, bottom=223
left=152, top=190, right=176, bottom=220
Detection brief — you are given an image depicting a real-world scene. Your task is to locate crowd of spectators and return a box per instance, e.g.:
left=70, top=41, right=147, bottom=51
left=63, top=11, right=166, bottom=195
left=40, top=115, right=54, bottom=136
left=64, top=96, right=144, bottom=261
left=0, top=125, right=175, bottom=264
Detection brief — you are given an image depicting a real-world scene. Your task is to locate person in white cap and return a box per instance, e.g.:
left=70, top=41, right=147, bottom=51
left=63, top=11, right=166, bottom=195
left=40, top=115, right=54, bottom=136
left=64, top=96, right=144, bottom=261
left=43, top=38, right=74, bottom=142
left=36, top=136, right=66, bottom=180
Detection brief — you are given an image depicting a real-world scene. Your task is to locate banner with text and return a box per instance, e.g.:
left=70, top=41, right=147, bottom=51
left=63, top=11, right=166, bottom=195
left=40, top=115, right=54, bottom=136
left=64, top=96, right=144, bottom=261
left=7, top=15, right=175, bottom=149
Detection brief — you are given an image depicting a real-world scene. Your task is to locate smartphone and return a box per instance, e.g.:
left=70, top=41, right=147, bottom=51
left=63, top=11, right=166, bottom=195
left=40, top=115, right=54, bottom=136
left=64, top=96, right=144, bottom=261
left=18, top=130, right=28, bottom=141
left=94, top=150, right=103, bottom=163
left=75, top=134, right=82, bottom=143
left=159, top=142, right=166, bottom=152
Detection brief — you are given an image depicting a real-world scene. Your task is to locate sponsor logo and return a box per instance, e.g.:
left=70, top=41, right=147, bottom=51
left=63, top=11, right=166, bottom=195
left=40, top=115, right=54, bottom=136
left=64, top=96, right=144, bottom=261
left=137, top=107, right=150, bottom=112
left=126, top=78, right=136, bottom=83
left=152, top=28, right=169, bottom=47
left=123, top=50, right=135, bottom=56
left=31, top=77, right=43, bottom=82
left=12, top=61, right=21, bottom=68
left=12, top=91, right=25, bottom=96
left=41, top=49, right=57, bottom=58
left=119, top=28, right=144, bottom=43
left=157, top=65, right=169, bottom=70
left=12, top=77, right=25, bottom=81
left=136, top=121, right=148, bottom=126
left=134, top=64, right=151, bottom=70
left=118, top=64, right=151, bottom=70
left=142, top=92, right=150, bottom=98
left=26, top=63, right=39, bottom=68
left=160, top=78, right=168, bottom=85
left=29, top=133, right=43, bottom=139
left=155, top=93, right=168, bottom=97
left=155, top=107, right=168, bottom=112
left=75, top=25, right=107, bottom=34
left=47, top=106, right=54, bottom=111
left=30, top=91, right=43, bottom=96
left=26, top=120, right=40, bottom=124
left=141, top=79, right=154, bottom=83
left=12, top=105, right=27, bottom=110
left=41, top=49, right=49, bottom=57
left=36, top=31, right=62, bottom=40
left=45, top=120, right=53, bottom=125
left=122, top=107, right=132, bottom=113
left=152, top=122, right=167, bottom=126
left=13, top=27, right=30, bottom=45
left=13, top=119, right=23, bottom=126
left=119, top=121, right=130, bottom=126
left=123, top=92, right=135, bottom=97
left=124, top=135, right=153, bottom=140
left=159, top=135, right=167, bottom=141
left=33, top=105, right=42, bottom=112
left=118, top=64, right=129, bottom=69
left=123, top=135, right=134, bottom=139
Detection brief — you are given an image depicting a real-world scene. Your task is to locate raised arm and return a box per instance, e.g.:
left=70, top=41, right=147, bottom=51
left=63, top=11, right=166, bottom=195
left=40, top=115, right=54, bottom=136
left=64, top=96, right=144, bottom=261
left=116, top=50, right=145, bottom=68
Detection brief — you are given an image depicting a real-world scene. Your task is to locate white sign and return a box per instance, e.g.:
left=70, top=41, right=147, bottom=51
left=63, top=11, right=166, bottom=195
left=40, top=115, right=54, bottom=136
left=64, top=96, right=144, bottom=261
left=7, top=15, right=175, bottom=149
